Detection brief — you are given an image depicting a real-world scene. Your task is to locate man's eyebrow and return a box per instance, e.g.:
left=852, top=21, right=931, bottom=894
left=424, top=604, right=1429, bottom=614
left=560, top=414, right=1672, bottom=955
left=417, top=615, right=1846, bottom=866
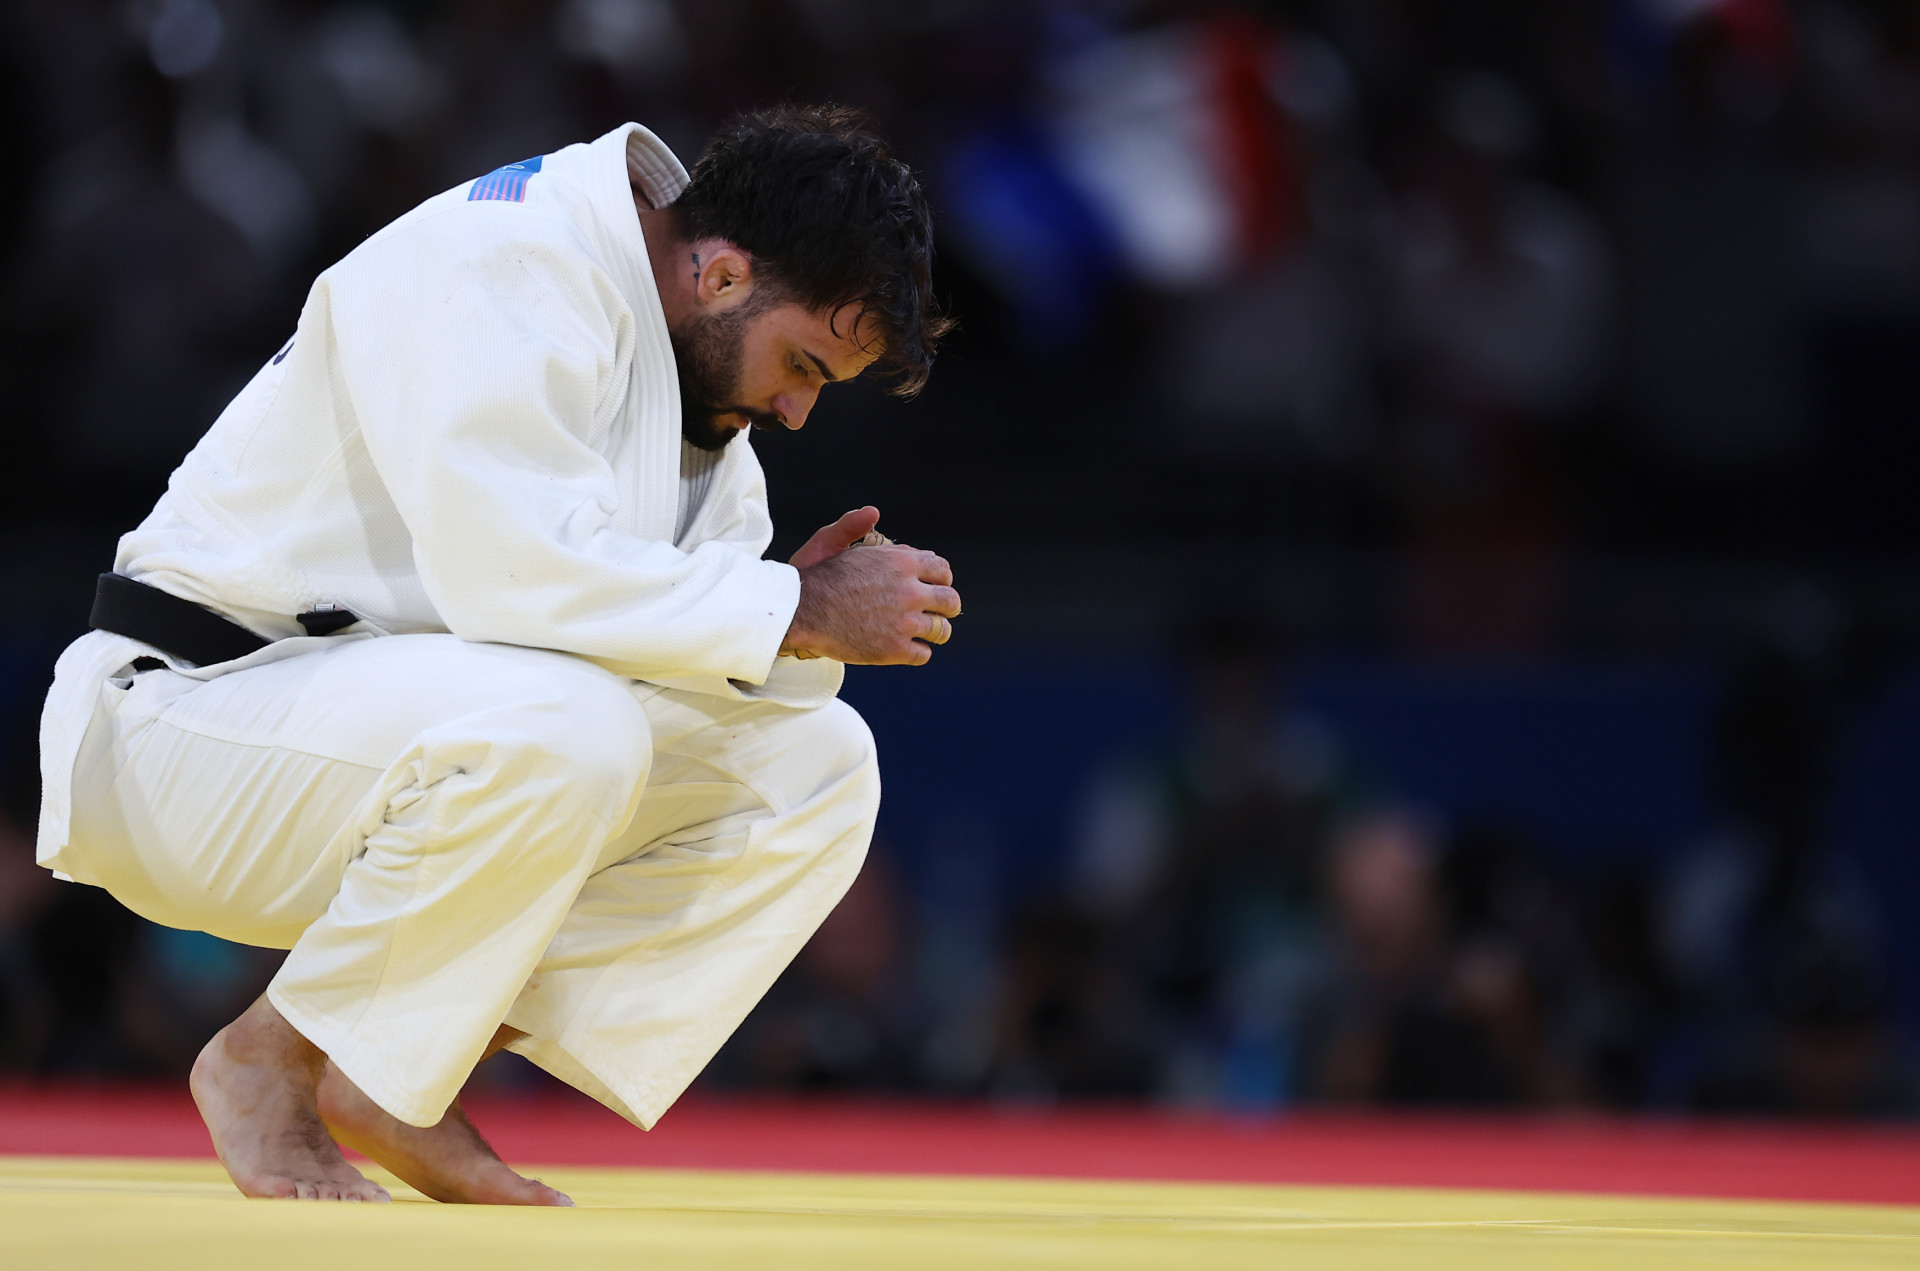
left=802, top=350, right=844, bottom=383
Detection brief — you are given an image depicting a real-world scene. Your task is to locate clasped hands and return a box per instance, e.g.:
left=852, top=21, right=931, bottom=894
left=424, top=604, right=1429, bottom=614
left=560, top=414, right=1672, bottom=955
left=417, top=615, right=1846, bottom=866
left=779, top=506, right=960, bottom=665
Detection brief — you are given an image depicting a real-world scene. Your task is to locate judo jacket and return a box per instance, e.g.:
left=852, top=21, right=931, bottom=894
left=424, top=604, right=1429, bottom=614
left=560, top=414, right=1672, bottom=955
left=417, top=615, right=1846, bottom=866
left=37, top=123, right=840, bottom=868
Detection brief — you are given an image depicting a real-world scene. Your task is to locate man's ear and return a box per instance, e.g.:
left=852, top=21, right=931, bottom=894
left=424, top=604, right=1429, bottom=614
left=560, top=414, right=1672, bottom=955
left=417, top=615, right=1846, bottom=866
left=692, top=241, right=755, bottom=312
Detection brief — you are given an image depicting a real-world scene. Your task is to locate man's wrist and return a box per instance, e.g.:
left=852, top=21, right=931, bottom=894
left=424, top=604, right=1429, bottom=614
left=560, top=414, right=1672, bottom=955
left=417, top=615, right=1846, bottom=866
left=780, top=597, right=822, bottom=660
left=743, top=557, right=802, bottom=669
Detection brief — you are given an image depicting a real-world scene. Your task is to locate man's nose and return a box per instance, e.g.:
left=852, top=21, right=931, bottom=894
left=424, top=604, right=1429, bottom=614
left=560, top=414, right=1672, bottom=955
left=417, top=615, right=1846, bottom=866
left=772, top=386, right=819, bottom=430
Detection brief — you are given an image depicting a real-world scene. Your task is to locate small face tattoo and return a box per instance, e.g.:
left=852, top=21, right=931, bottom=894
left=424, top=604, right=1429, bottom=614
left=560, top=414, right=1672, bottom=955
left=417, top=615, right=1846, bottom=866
left=691, top=252, right=701, bottom=283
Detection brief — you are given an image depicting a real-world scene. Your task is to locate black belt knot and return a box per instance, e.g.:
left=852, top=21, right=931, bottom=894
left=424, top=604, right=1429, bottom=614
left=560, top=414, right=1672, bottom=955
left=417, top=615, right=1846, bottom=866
left=90, top=573, right=358, bottom=667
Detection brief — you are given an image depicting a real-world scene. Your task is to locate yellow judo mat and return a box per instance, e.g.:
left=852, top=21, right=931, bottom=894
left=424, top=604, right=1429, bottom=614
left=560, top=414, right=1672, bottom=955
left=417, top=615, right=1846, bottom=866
left=5, top=1154, right=1918, bottom=1270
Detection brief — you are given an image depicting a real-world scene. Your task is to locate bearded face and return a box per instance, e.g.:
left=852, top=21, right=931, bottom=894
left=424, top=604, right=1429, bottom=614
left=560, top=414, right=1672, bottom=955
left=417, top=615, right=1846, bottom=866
left=669, top=297, right=784, bottom=452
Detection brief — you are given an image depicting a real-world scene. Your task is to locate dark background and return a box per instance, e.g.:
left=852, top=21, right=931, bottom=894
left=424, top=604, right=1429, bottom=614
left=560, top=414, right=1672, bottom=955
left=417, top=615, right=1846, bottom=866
left=2, top=0, right=1918, bottom=1117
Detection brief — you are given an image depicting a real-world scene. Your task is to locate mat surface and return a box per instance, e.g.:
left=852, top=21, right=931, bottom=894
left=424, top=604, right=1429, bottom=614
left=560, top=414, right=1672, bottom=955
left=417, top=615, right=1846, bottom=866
left=5, top=1087, right=1920, bottom=1269
left=4, top=1156, right=1919, bottom=1271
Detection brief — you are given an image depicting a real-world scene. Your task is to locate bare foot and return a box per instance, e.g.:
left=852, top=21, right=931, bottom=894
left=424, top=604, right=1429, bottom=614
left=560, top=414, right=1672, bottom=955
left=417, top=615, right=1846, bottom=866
left=318, top=1064, right=572, bottom=1206
left=190, top=996, right=391, bottom=1202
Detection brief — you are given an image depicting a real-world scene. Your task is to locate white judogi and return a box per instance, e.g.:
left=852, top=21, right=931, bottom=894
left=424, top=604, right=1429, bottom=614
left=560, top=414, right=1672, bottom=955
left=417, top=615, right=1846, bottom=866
left=35, top=124, right=879, bottom=1129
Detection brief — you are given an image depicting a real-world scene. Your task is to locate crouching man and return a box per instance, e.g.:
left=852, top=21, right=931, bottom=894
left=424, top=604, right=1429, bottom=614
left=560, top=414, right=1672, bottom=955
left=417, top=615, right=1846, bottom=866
left=35, top=106, right=957, bottom=1204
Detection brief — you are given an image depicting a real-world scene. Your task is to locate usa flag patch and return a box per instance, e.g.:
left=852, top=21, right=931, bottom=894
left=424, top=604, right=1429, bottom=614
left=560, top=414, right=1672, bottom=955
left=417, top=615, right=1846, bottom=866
left=468, top=155, right=543, bottom=202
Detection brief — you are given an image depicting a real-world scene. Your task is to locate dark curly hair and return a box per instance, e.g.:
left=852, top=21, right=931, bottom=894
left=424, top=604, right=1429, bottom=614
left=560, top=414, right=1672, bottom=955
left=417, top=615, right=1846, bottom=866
left=673, top=105, right=952, bottom=398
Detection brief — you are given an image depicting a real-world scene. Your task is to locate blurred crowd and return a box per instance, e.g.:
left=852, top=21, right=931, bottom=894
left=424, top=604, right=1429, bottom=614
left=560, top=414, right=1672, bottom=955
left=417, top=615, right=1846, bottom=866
left=713, top=606, right=1916, bottom=1116
left=6, top=0, right=1920, bottom=585
left=2, top=0, right=1919, bottom=1115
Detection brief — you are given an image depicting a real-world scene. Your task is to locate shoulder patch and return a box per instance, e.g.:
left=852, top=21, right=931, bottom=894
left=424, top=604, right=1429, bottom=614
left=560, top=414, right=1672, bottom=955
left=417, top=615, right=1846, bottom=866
left=468, top=155, right=544, bottom=203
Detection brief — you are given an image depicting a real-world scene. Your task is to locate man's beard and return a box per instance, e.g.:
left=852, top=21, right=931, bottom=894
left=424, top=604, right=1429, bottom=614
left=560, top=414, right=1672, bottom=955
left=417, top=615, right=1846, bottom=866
left=669, top=301, right=782, bottom=452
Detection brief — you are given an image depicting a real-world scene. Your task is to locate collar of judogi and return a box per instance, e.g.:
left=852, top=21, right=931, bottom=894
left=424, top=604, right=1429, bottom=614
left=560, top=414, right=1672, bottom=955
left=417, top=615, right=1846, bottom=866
left=624, top=124, right=689, bottom=211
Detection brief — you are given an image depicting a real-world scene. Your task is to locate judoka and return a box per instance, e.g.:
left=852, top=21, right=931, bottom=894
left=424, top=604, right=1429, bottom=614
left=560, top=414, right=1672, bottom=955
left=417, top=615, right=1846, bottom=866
left=34, top=106, right=957, bottom=1204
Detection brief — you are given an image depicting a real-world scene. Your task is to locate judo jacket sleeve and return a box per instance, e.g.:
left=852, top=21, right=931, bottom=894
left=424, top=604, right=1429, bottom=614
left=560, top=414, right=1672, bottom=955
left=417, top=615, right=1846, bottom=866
left=325, top=213, right=800, bottom=686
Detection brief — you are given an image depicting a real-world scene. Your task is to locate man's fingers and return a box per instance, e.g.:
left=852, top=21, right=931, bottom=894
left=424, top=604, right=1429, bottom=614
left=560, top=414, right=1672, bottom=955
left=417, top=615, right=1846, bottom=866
left=914, top=551, right=953, bottom=586
left=835, top=505, right=882, bottom=540
left=789, top=506, right=882, bottom=569
left=915, top=612, right=953, bottom=645
left=919, top=584, right=962, bottom=618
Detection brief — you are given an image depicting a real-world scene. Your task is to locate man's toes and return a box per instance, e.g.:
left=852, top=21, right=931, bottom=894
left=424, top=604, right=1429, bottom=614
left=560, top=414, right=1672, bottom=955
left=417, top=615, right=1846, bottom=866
left=530, top=1180, right=573, bottom=1207
left=319, top=1177, right=374, bottom=1203
left=294, top=1180, right=318, bottom=1200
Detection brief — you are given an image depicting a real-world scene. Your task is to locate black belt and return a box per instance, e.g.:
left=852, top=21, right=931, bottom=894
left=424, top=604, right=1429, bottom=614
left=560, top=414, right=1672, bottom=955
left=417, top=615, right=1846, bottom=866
left=90, top=573, right=359, bottom=667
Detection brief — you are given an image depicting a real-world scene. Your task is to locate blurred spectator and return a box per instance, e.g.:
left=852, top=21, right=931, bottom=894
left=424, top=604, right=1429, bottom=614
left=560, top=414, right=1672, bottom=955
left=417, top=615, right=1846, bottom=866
left=12, top=50, right=291, bottom=477
left=1569, top=866, right=1673, bottom=1106
left=1053, top=615, right=1357, bottom=1109
left=1161, top=32, right=1382, bottom=474
left=1299, top=808, right=1567, bottom=1106
left=1659, top=583, right=1917, bottom=1114
left=1397, top=71, right=1612, bottom=422
left=1394, top=69, right=1611, bottom=651
left=989, top=902, right=1158, bottom=1099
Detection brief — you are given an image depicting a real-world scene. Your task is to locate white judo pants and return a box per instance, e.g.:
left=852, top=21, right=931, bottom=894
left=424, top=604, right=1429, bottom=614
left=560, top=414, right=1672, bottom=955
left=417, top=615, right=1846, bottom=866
left=58, top=634, right=878, bottom=1130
